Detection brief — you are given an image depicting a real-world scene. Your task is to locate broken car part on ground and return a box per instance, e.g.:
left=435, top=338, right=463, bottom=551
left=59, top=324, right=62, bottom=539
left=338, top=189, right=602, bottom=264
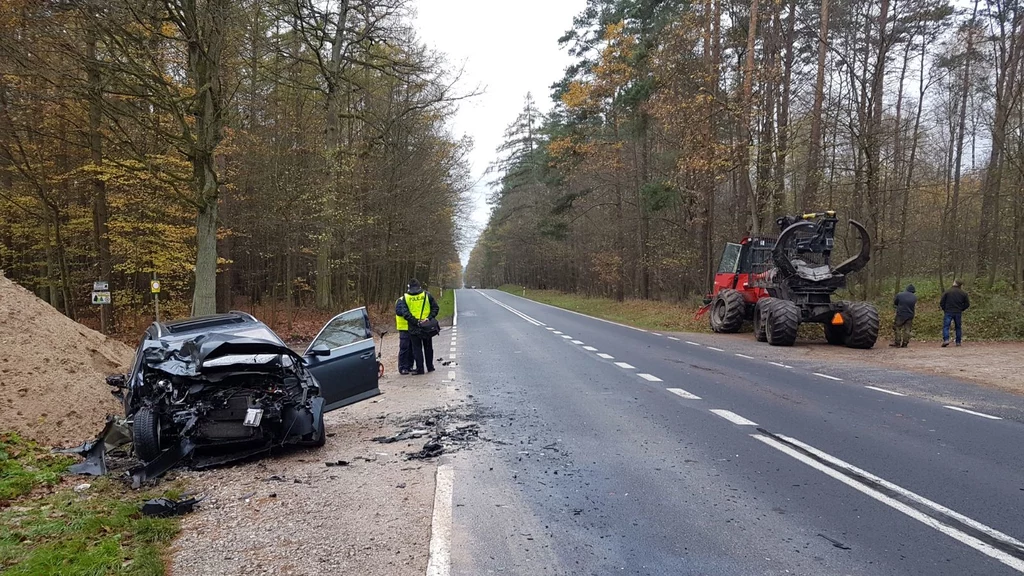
left=68, top=310, right=382, bottom=486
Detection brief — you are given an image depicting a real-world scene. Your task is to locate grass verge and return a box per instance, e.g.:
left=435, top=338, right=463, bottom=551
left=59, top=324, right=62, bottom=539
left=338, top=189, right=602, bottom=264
left=499, top=278, right=1024, bottom=342
left=498, top=285, right=708, bottom=333
left=1, top=432, right=183, bottom=575
left=436, top=288, right=456, bottom=322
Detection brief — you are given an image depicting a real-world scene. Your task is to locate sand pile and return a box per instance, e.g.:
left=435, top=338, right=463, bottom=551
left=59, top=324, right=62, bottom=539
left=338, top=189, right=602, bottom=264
left=0, top=272, right=132, bottom=447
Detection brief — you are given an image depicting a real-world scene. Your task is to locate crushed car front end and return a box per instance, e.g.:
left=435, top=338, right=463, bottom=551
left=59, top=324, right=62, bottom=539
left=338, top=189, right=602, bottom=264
left=123, top=334, right=325, bottom=483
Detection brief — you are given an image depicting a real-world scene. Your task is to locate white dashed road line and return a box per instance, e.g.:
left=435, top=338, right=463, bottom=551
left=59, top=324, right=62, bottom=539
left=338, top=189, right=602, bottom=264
left=814, top=373, right=843, bottom=381
left=571, top=340, right=584, bottom=345
left=597, top=353, right=614, bottom=359
left=944, top=406, right=1002, bottom=420
left=637, top=373, right=662, bottom=382
left=582, top=346, right=598, bottom=352
left=546, top=327, right=555, bottom=331
left=686, top=341, right=701, bottom=346
left=561, top=335, right=572, bottom=339
left=709, top=409, right=758, bottom=426
left=553, top=331, right=563, bottom=335
left=667, top=337, right=680, bottom=341
left=735, top=353, right=755, bottom=359
left=667, top=388, right=702, bottom=400
left=707, top=347, right=725, bottom=352
left=652, top=332, right=662, bottom=336
left=768, top=362, right=793, bottom=369
left=755, top=433, right=1024, bottom=573
left=614, top=362, right=636, bottom=370
left=865, top=385, right=906, bottom=397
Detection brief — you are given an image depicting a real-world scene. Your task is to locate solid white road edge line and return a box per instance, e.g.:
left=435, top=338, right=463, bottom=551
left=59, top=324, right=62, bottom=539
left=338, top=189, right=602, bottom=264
left=498, top=289, right=649, bottom=332
left=707, top=346, right=725, bottom=352
left=638, top=373, right=662, bottom=382
left=667, top=388, right=702, bottom=400
left=709, top=409, right=758, bottom=426
left=865, top=385, right=906, bottom=397
left=813, top=372, right=843, bottom=381
left=478, top=291, right=545, bottom=326
left=582, top=346, right=598, bottom=351
left=614, top=362, right=636, bottom=369
left=735, top=353, right=755, bottom=359
left=756, top=434, right=1024, bottom=573
left=944, top=405, right=1003, bottom=420
left=425, top=464, right=454, bottom=576
left=597, top=353, right=614, bottom=359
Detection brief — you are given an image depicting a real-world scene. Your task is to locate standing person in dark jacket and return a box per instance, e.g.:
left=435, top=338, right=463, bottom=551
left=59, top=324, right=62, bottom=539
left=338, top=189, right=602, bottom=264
left=395, top=279, right=439, bottom=374
left=940, top=280, right=971, bottom=347
left=891, top=284, right=917, bottom=347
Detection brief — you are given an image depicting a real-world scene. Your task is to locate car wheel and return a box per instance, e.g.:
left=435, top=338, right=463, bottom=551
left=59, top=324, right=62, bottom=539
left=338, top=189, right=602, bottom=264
left=314, top=409, right=327, bottom=447
left=132, top=406, right=163, bottom=462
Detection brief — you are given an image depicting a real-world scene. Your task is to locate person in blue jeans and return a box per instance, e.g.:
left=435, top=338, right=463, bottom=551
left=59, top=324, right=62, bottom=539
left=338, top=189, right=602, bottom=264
left=939, top=280, right=970, bottom=347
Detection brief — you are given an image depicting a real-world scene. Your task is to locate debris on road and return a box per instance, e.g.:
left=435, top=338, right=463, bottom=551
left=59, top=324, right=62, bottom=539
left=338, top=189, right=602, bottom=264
left=325, top=460, right=350, bottom=467
left=141, top=496, right=204, bottom=518
left=818, top=533, right=852, bottom=550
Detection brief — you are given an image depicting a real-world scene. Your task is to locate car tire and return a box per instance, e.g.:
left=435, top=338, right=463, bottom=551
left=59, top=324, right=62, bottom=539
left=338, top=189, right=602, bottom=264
left=132, top=406, right=163, bottom=462
left=314, top=410, right=327, bottom=447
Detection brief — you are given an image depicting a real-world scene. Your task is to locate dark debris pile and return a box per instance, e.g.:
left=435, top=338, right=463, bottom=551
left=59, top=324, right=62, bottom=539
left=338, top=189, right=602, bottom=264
left=372, top=409, right=481, bottom=460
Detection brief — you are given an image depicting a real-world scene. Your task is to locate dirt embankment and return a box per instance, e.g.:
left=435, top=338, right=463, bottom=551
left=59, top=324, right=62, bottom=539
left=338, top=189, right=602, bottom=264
left=0, top=273, right=132, bottom=447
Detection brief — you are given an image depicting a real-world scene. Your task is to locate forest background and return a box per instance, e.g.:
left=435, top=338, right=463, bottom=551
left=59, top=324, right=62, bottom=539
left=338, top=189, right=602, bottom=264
left=465, top=0, right=1024, bottom=339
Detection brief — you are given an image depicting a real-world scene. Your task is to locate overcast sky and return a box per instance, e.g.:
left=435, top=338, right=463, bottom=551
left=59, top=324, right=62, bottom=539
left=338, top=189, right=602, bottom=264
left=413, top=0, right=587, bottom=264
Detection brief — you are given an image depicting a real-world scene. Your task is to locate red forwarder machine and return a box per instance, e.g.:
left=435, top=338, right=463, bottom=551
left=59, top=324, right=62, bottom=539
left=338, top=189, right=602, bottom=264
left=701, top=211, right=879, bottom=348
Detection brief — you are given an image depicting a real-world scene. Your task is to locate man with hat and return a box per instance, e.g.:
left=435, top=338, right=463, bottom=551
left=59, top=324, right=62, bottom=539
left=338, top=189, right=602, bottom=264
left=395, top=279, right=439, bottom=374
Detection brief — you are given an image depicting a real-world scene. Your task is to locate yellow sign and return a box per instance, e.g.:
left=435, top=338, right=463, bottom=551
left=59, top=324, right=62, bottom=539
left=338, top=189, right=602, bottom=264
left=151, top=280, right=161, bottom=294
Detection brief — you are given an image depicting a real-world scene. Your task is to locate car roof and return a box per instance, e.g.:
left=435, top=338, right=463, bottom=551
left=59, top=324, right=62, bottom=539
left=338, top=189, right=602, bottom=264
left=146, top=311, right=285, bottom=345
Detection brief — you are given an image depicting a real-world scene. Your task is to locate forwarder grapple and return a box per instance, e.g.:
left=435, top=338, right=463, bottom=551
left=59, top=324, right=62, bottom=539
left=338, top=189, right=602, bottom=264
left=702, top=211, right=879, bottom=348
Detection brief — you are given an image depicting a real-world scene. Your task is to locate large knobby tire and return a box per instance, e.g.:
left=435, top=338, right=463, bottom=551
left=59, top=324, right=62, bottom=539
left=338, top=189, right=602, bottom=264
left=766, top=300, right=800, bottom=347
left=753, top=298, right=776, bottom=342
left=844, top=301, right=880, bottom=349
left=709, top=289, right=746, bottom=334
left=132, top=406, right=163, bottom=462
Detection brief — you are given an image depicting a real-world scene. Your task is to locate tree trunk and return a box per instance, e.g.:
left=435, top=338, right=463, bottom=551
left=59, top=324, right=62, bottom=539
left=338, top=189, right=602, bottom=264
left=803, top=0, right=829, bottom=211
left=86, top=23, right=112, bottom=332
left=740, top=0, right=760, bottom=233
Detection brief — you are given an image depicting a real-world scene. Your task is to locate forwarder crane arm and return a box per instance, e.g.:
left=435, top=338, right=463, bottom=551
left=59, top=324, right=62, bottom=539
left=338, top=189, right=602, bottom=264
left=772, top=219, right=871, bottom=278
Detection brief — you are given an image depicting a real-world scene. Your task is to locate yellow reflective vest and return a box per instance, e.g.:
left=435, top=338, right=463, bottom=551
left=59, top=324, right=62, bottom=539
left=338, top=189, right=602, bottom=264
left=396, top=292, right=429, bottom=331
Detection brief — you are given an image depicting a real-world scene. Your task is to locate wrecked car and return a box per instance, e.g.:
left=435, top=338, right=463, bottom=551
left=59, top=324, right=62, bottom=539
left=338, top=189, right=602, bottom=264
left=100, top=309, right=380, bottom=483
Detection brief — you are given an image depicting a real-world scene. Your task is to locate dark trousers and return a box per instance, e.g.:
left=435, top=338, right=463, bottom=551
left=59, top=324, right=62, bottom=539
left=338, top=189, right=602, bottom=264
left=943, top=313, right=963, bottom=344
left=410, top=333, right=434, bottom=373
left=398, top=331, right=413, bottom=372
left=893, top=316, right=913, bottom=346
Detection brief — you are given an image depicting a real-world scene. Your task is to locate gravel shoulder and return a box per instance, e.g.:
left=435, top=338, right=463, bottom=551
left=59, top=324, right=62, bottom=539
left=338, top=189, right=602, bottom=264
left=170, top=332, right=464, bottom=576
left=685, top=331, right=1024, bottom=395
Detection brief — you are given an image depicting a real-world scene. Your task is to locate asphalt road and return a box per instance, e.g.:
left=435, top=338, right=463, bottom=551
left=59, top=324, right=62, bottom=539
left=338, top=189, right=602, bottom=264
left=448, top=289, right=1024, bottom=576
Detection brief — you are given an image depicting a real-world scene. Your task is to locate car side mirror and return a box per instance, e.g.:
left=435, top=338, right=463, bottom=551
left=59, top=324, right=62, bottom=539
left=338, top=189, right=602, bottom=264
left=308, top=344, right=331, bottom=357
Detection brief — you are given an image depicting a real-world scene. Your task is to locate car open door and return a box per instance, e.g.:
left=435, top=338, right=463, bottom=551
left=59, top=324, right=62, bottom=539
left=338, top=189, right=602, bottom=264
left=303, top=307, right=381, bottom=412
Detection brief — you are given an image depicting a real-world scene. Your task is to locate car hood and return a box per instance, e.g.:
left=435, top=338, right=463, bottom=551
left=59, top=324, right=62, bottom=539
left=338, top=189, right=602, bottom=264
left=141, top=333, right=304, bottom=377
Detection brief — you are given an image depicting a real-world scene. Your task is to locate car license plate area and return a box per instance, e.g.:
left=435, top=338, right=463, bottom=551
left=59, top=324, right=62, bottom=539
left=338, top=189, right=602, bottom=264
left=243, top=408, right=264, bottom=427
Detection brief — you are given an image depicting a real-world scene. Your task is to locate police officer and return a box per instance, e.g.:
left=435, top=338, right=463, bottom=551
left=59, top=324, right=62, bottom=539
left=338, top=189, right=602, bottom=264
left=395, top=279, right=439, bottom=374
